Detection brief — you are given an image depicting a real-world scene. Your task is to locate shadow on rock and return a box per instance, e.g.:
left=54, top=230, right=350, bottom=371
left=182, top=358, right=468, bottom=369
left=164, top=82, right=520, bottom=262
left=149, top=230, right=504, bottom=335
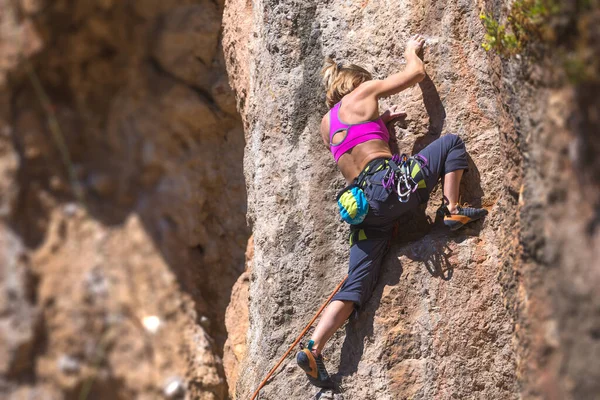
left=329, top=250, right=404, bottom=386
left=412, top=74, right=446, bottom=154
left=460, top=153, right=485, bottom=208
left=406, top=231, right=455, bottom=281
left=400, top=210, right=487, bottom=282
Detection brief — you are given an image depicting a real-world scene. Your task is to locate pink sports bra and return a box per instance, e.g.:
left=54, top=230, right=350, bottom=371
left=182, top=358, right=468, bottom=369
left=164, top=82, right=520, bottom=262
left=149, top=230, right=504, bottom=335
left=329, top=101, right=390, bottom=163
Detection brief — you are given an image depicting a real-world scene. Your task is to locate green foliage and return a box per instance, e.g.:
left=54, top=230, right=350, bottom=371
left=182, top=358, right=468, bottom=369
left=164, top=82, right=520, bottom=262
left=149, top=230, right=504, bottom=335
left=480, top=0, right=599, bottom=84
left=480, top=0, right=556, bottom=56
left=479, top=13, right=520, bottom=56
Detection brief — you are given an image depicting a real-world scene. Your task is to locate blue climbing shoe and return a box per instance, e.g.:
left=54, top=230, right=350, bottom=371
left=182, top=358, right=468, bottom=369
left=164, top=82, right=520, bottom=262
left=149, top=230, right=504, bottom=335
left=442, top=204, right=488, bottom=231
left=296, top=342, right=334, bottom=389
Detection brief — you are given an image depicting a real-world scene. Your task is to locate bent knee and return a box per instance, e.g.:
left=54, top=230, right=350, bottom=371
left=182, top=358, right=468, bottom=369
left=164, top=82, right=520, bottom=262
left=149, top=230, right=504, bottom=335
left=444, top=133, right=464, bottom=146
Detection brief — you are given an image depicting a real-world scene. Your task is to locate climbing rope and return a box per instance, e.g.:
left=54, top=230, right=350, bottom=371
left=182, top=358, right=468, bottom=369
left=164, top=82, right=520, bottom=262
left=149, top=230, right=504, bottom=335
left=249, top=275, right=348, bottom=400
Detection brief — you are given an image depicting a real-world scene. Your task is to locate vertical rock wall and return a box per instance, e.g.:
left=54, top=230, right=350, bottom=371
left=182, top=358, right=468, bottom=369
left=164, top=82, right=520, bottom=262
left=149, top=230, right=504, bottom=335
left=1, top=0, right=597, bottom=398
left=224, top=0, right=599, bottom=399
left=501, top=64, right=600, bottom=399
left=1, top=0, right=249, bottom=399
left=224, top=0, right=515, bottom=398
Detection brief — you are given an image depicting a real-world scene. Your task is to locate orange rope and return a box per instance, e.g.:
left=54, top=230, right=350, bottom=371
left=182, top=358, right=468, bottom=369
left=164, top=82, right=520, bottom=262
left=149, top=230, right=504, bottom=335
left=249, top=275, right=348, bottom=400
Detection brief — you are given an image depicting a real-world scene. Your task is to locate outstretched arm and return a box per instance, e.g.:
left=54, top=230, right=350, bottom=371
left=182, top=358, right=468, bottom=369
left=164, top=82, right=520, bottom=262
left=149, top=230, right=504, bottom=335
left=358, top=34, right=426, bottom=99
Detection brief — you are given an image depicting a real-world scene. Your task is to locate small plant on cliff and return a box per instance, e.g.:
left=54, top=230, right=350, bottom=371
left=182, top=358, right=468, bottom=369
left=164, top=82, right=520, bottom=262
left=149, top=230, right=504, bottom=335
left=480, top=13, right=519, bottom=55
left=480, top=0, right=599, bottom=83
left=480, top=0, right=557, bottom=56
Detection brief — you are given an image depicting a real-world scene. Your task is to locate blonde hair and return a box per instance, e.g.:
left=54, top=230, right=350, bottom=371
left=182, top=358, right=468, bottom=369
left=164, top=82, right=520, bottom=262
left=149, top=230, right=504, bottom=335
left=321, top=57, right=372, bottom=109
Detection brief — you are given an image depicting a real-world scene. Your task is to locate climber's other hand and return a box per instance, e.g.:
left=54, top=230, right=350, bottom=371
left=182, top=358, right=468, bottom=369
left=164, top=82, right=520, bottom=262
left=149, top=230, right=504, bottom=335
left=381, top=106, right=407, bottom=123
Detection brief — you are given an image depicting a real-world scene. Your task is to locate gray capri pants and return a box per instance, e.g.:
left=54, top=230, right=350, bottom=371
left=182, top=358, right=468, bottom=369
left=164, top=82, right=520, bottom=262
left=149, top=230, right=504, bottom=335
left=331, top=134, right=469, bottom=309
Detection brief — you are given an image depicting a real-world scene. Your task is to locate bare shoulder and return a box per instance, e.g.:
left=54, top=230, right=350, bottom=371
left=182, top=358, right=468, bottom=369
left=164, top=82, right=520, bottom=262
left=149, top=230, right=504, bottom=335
left=320, top=112, right=330, bottom=146
left=353, top=80, right=381, bottom=96
left=352, top=80, right=389, bottom=101
left=342, top=84, right=380, bottom=121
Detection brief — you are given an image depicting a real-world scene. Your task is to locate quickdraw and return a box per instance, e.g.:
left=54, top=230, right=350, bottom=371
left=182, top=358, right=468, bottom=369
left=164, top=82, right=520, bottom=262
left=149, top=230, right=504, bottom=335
left=382, top=154, right=429, bottom=203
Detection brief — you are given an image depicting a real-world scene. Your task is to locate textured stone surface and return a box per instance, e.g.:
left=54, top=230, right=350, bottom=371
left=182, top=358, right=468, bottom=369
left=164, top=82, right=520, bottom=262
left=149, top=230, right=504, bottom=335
left=500, top=79, right=600, bottom=400
left=0, top=229, right=40, bottom=379
left=30, top=209, right=226, bottom=399
left=223, top=0, right=599, bottom=399
left=0, top=0, right=248, bottom=398
left=223, top=235, right=253, bottom=399
left=0, top=0, right=598, bottom=399
left=0, top=0, right=43, bottom=85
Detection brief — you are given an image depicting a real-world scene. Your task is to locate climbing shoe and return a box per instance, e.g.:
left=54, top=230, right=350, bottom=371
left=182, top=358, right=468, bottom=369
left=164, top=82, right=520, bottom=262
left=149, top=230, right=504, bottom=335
left=442, top=204, right=488, bottom=231
left=296, top=341, right=334, bottom=389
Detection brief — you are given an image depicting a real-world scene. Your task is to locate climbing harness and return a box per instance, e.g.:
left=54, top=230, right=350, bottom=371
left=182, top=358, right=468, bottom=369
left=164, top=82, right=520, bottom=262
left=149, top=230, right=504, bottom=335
left=337, top=155, right=429, bottom=225
left=348, top=226, right=391, bottom=246
left=249, top=275, right=348, bottom=400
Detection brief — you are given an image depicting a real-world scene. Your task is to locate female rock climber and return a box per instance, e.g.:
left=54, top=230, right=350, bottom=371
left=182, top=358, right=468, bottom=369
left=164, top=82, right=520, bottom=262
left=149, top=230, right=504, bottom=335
left=296, top=34, right=488, bottom=389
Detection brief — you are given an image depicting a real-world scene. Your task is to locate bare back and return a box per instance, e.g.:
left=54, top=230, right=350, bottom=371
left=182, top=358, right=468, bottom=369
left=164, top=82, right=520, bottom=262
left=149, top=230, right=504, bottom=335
left=320, top=86, right=392, bottom=184
left=321, top=38, right=426, bottom=183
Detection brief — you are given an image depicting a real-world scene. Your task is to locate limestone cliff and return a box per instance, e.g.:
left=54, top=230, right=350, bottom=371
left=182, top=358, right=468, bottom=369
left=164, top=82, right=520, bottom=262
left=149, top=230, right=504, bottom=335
left=0, top=0, right=248, bottom=399
left=223, top=0, right=599, bottom=399
left=1, top=0, right=599, bottom=399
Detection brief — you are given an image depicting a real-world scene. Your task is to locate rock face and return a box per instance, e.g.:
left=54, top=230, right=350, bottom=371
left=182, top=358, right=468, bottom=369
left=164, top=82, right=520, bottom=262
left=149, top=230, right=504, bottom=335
left=223, top=0, right=599, bottom=399
left=1, top=0, right=598, bottom=399
left=0, top=0, right=248, bottom=399
left=223, top=235, right=253, bottom=399
left=505, top=80, right=600, bottom=399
